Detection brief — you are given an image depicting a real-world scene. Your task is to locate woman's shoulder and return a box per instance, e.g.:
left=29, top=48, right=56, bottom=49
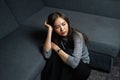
left=73, top=31, right=84, bottom=41
left=74, top=31, right=83, bottom=38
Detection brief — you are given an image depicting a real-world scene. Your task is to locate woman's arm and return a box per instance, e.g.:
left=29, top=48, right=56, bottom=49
left=43, top=21, right=53, bottom=59
left=66, top=32, right=83, bottom=68
left=44, top=21, right=53, bottom=52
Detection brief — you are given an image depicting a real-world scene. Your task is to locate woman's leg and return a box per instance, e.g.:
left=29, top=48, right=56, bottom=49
left=41, top=53, right=63, bottom=80
left=72, top=61, right=91, bottom=80
left=60, top=64, right=73, bottom=80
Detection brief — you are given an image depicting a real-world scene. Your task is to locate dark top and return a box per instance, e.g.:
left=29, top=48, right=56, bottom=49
left=43, top=31, right=90, bottom=69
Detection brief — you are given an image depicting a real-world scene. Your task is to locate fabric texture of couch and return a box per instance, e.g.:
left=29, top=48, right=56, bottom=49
left=0, top=0, right=120, bottom=80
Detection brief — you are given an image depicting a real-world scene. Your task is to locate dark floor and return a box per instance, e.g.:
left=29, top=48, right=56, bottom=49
left=88, top=53, right=120, bottom=80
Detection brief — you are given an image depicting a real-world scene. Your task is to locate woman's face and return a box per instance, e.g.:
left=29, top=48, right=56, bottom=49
left=54, top=17, right=69, bottom=37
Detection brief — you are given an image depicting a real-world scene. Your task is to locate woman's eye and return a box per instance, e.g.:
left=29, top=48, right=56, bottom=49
left=62, top=23, right=66, bottom=26
left=55, top=26, right=60, bottom=29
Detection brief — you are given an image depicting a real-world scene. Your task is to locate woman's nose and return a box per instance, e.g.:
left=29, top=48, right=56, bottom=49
left=60, top=26, right=64, bottom=31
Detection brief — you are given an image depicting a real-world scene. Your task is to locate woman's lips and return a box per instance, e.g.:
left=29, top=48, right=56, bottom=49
left=61, top=31, right=67, bottom=35
left=62, top=31, right=66, bottom=34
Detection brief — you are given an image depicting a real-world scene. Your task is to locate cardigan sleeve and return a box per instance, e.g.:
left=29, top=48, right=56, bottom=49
left=66, top=32, right=84, bottom=69
left=43, top=48, right=52, bottom=59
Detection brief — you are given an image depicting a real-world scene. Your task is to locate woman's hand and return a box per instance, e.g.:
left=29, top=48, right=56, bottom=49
left=51, top=42, right=69, bottom=63
left=44, top=21, right=53, bottom=31
left=51, top=42, right=60, bottom=51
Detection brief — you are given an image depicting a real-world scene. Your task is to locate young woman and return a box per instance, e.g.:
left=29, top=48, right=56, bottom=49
left=41, top=12, right=91, bottom=80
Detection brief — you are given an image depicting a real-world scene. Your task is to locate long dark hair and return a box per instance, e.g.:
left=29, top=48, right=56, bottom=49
left=47, top=12, right=88, bottom=45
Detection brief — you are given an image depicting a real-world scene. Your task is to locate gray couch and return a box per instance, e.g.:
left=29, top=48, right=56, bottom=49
left=0, top=0, right=120, bottom=80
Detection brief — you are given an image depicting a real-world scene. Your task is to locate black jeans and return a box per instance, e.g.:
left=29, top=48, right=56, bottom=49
left=72, top=61, right=91, bottom=80
left=41, top=50, right=91, bottom=80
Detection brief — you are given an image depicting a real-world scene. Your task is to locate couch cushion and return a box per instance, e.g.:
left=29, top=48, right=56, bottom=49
left=0, top=0, right=19, bottom=39
left=5, top=0, right=44, bottom=24
left=0, top=26, right=46, bottom=80
left=23, top=7, right=120, bottom=57
left=89, top=51, right=113, bottom=73
left=43, top=0, right=120, bottom=19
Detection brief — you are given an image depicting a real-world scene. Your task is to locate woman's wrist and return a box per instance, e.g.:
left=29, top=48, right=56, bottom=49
left=51, top=42, right=61, bottom=54
left=54, top=46, right=61, bottom=54
left=48, top=27, right=53, bottom=31
left=56, top=48, right=61, bottom=53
